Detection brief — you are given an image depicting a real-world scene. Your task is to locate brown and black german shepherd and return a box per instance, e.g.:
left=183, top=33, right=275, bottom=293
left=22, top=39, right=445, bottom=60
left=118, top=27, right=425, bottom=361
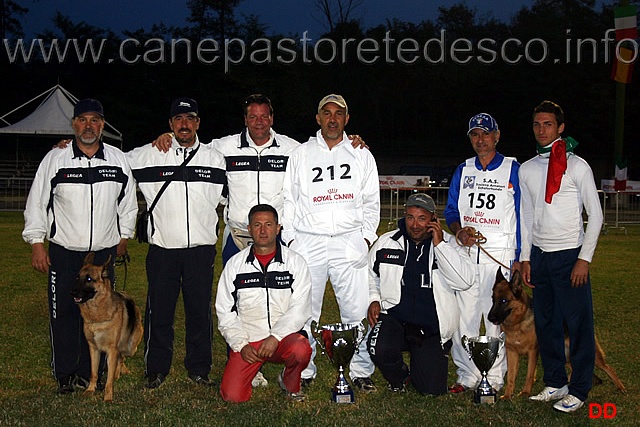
left=71, top=253, right=144, bottom=402
left=488, top=269, right=626, bottom=400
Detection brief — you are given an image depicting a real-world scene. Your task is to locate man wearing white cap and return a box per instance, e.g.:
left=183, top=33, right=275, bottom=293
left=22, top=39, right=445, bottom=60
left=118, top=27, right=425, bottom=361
left=444, top=113, right=521, bottom=394
left=282, top=94, right=380, bottom=392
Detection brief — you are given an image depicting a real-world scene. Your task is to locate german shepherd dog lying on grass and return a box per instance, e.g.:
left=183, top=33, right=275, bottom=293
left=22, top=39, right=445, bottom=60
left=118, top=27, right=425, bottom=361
left=488, top=269, right=626, bottom=400
left=71, top=253, right=143, bottom=402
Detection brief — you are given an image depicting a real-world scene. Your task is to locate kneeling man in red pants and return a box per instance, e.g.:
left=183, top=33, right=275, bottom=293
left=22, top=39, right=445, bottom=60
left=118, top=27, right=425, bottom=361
left=216, top=204, right=312, bottom=402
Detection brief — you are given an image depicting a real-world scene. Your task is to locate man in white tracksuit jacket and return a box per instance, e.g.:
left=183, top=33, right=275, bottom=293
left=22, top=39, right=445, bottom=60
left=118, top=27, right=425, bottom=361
left=216, top=204, right=312, bottom=403
left=23, top=99, right=137, bottom=394
left=367, top=194, right=474, bottom=395
left=282, top=94, right=380, bottom=391
left=127, top=98, right=227, bottom=389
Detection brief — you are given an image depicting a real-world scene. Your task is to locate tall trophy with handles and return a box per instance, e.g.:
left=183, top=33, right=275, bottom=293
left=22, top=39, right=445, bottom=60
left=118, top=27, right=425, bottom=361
left=311, top=320, right=365, bottom=403
left=462, top=333, right=505, bottom=404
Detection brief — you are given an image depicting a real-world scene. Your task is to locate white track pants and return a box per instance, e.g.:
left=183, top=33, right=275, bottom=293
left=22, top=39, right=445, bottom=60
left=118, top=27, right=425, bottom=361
left=451, top=262, right=510, bottom=390
left=290, top=231, right=374, bottom=380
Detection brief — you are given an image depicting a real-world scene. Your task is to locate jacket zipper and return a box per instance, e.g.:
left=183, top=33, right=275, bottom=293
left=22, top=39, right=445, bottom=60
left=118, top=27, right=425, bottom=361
left=88, top=158, right=94, bottom=250
left=184, top=149, right=191, bottom=247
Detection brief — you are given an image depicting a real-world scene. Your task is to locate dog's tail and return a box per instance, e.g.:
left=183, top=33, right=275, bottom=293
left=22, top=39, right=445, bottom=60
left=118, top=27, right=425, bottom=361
left=125, top=298, right=138, bottom=334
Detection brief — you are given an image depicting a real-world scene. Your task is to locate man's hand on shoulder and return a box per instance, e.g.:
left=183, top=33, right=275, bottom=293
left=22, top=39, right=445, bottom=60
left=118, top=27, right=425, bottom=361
left=348, top=134, right=369, bottom=150
left=152, top=133, right=173, bottom=152
left=52, top=139, right=72, bottom=150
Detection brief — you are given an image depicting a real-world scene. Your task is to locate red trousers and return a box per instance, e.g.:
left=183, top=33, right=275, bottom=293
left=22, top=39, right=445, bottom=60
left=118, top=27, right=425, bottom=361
left=220, top=333, right=311, bottom=403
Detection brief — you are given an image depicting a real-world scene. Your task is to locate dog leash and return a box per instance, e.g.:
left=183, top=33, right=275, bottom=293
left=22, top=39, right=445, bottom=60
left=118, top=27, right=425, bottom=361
left=114, top=251, right=130, bottom=291
left=455, top=226, right=511, bottom=270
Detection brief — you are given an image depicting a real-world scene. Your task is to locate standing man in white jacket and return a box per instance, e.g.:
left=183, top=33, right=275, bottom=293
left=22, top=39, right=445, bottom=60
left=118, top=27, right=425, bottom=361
left=127, top=98, right=227, bottom=389
left=367, top=194, right=474, bottom=394
left=282, top=94, right=380, bottom=392
left=216, top=204, right=312, bottom=403
left=23, top=99, right=137, bottom=394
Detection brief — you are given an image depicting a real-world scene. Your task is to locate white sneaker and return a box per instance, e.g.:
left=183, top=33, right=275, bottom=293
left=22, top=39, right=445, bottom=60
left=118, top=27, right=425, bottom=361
left=277, top=369, right=306, bottom=402
left=529, top=385, right=569, bottom=402
left=553, top=395, right=584, bottom=413
left=251, top=371, right=268, bottom=388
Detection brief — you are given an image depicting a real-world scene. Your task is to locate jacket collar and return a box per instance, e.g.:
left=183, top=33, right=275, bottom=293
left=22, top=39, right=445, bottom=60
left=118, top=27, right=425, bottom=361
left=72, top=138, right=106, bottom=160
left=245, top=239, right=285, bottom=264
left=240, top=128, right=279, bottom=148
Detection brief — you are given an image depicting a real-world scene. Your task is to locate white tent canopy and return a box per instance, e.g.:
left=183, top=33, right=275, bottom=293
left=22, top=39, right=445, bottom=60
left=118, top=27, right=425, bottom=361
left=0, top=85, right=123, bottom=141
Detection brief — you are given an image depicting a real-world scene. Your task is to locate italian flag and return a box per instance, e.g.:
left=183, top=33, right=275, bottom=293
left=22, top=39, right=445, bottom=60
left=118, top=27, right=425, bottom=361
left=611, top=5, right=637, bottom=84
left=614, top=158, right=628, bottom=192
left=614, top=5, right=638, bottom=41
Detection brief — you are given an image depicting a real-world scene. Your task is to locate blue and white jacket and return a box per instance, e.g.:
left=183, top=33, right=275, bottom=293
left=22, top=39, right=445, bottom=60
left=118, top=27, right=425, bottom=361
left=127, top=137, right=227, bottom=249
left=368, top=223, right=475, bottom=345
left=216, top=241, right=312, bottom=352
left=23, top=140, right=137, bottom=251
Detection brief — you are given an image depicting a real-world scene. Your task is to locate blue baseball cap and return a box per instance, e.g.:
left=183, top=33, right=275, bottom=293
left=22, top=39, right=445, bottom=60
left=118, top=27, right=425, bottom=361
left=467, top=113, right=498, bottom=134
left=74, top=99, right=104, bottom=118
left=170, top=97, right=198, bottom=118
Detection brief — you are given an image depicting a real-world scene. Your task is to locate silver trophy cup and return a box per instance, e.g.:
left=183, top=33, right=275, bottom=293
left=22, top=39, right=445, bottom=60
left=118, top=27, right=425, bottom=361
left=462, top=333, right=505, bottom=404
left=310, top=320, right=365, bottom=403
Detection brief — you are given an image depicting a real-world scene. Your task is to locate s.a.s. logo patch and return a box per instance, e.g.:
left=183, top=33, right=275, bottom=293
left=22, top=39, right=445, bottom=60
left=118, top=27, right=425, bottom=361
left=463, top=175, right=476, bottom=189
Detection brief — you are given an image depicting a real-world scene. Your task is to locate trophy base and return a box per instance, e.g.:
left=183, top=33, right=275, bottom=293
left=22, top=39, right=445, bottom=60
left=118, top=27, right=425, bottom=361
left=332, top=388, right=355, bottom=404
left=474, top=391, right=497, bottom=405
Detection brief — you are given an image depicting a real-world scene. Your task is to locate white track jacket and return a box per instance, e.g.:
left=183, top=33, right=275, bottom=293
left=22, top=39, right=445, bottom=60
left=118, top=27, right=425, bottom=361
left=23, top=140, right=137, bottom=251
left=368, top=229, right=475, bottom=345
left=281, top=131, right=380, bottom=244
left=216, top=242, right=312, bottom=352
left=213, top=129, right=299, bottom=230
left=127, top=137, right=227, bottom=249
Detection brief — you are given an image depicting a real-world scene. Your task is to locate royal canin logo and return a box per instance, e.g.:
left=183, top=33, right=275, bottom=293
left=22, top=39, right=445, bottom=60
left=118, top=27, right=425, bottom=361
left=327, top=188, right=338, bottom=194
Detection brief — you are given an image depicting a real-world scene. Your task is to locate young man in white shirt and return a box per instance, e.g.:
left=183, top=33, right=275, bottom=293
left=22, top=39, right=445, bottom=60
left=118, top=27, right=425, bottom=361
left=519, top=100, right=603, bottom=413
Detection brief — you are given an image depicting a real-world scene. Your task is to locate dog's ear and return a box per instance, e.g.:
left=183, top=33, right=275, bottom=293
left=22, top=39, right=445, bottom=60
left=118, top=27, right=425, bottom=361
left=510, top=269, right=523, bottom=297
left=83, top=252, right=96, bottom=266
left=495, top=268, right=506, bottom=284
left=101, top=255, right=112, bottom=279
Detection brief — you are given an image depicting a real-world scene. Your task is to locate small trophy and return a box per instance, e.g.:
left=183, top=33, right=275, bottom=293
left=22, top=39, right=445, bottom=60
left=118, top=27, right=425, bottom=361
left=311, top=320, right=365, bottom=404
left=462, top=333, right=505, bottom=404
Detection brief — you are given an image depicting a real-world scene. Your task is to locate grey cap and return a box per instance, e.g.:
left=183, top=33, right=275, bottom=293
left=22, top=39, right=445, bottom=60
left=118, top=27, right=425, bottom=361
left=406, top=193, right=436, bottom=213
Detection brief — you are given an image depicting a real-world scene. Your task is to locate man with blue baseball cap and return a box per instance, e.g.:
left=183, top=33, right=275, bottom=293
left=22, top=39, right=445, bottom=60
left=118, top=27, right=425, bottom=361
left=444, top=113, right=522, bottom=395
left=23, top=98, right=137, bottom=394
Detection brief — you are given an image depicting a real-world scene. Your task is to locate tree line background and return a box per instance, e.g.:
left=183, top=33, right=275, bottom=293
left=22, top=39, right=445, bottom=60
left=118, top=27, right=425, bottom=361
left=1, top=0, right=638, bottom=181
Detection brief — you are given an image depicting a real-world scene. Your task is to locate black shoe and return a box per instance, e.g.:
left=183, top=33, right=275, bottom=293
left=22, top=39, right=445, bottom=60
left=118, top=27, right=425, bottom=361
left=188, top=374, right=217, bottom=387
left=352, top=377, right=377, bottom=393
left=57, top=376, right=75, bottom=394
left=74, top=374, right=106, bottom=391
left=72, top=375, right=90, bottom=390
left=300, top=377, right=314, bottom=388
left=145, top=373, right=166, bottom=389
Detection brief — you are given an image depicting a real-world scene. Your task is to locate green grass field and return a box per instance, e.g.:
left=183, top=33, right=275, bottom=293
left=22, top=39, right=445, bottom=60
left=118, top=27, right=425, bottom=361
left=1, top=211, right=638, bottom=426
